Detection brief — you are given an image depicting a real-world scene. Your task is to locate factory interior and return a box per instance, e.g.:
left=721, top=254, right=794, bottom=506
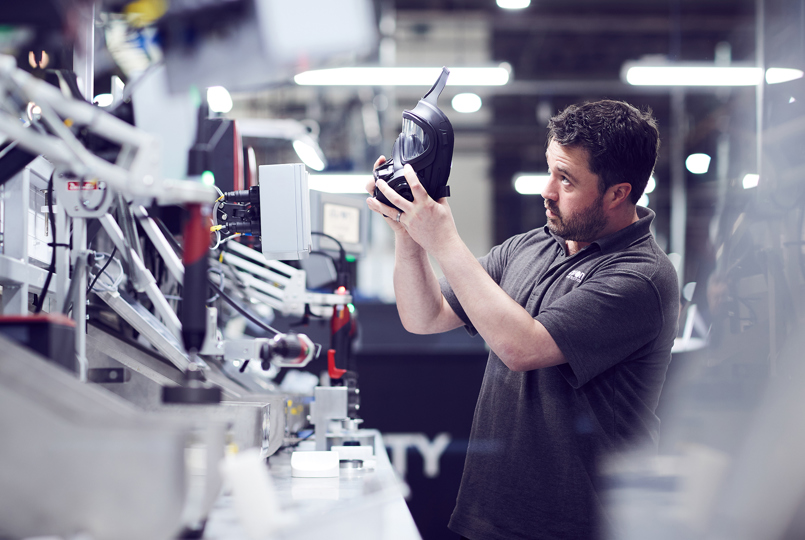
left=1, top=0, right=805, bottom=538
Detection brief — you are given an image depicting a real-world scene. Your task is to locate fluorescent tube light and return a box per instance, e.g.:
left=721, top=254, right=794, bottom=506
left=766, top=68, right=804, bottom=84
left=497, top=0, right=530, bottom=8
left=686, top=154, right=711, bottom=174
left=624, top=62, right=804, bottom=86
left=623, top=63, right=762, bottom=86
left=452, top=93, right=482, bottom=113
left=742, top=173, right=759, bottom=189
left=295, top=67, right=510, bottom=86
left=513, top=174, right=549, bottom=195
left=308, top=174, right=372, bottom=194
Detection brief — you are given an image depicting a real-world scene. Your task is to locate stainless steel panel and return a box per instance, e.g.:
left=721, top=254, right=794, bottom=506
left=0, top=334, right=190, bottom=540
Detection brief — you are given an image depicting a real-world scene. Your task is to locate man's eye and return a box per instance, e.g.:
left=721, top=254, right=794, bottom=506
left=560, top=176, right=570, bottom=185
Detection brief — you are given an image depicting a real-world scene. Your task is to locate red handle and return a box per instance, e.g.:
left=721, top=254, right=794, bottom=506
left=327, top=349, right=347, bottom=380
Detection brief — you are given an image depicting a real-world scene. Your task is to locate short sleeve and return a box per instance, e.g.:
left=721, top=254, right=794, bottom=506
left=439, top=233, right=527, bottom=336
left=537, top=270, right=665, bottom=388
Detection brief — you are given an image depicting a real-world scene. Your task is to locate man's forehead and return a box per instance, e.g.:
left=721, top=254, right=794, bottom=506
left=546, top=141, right=592, bottom=173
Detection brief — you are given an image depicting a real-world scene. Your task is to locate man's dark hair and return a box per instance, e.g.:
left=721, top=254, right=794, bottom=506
left=547, top=100, right=660, bottom=204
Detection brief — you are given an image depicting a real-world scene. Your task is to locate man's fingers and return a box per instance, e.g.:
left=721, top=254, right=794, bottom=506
left=403, top=164, right=429, bottom=200
left=367, top=155, right=387, bottom=194
left=366, top=195, right=399, bottom=220
left=375, top=178, right=412, bottom=212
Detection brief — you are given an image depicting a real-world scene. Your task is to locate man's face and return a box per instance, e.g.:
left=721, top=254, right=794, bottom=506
left=542, top=141, right=608, bottom=243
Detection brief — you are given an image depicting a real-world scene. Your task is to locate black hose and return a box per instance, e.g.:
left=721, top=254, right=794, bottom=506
left=87, top=246, right=118, bottom=294
left=208, top=276, right=280, bottom=335
left=34, top=173, right=59, bottom=313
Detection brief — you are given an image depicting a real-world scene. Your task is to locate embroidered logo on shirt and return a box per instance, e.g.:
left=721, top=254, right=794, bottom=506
left=566, top=270, right=585, bottom=284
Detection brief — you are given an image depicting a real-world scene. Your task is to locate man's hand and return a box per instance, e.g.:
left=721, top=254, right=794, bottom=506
left=365, top=155, right=408, bottom=235
left=367, top=163, right=460, bottom=256
left=364, top=157, right=464, bottom=335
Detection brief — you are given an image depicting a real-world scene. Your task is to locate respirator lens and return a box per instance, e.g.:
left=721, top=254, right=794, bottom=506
left=401, top=118, right=429, bottom=161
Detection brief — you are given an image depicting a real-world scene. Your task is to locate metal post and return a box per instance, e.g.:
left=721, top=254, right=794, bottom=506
left=55, top=205, right=70, bottom=311
left=670, top=88, right=687, bottom=289
left=70, top=2, right=94, bottom=382
left=72, top=3, right=95, bottom=101
left=755, top=0, right=777, bottom=376
left=1, top=169, right=30, bottom=314
left=72, top=219, right=88, bottom=382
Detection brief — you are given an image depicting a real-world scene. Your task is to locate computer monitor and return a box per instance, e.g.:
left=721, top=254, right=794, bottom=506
left=309, top=190, right=369, bottom=258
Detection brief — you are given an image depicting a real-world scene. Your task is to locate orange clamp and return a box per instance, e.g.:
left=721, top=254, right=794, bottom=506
left=327, top=349, right=347, bottom=380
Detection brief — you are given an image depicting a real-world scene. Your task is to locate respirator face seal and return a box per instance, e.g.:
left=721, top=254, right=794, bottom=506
left=374, top=67, right=454, bottom=212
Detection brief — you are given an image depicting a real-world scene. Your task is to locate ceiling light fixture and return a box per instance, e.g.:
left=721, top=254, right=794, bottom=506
left=452, top=93, right=482, bottom=113
left=765, top=67, right=804, bottom=84
left=292, top=139, right=326, bottom=171
left=294, top=66, right=510, bottom=86
left=238, top=118, right=328, bottom=172
left=207, top=86, right=233, bottom=114
left=623, top=61, right=805, bottom=87
left=685, top=153, right=711, bottom=174
left=742, top=173, right=759, bottom=189
left=308, top=174, right=372, bottom=193
left=497, top=0, right=531, bottom=9
left=513, top=174, right=549, bottom=195
left=623, top=63, right=761, bottom=86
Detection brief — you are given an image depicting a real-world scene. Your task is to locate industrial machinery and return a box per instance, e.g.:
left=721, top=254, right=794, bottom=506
left=0, top=0, right=427, bottom=537
left=0, top=30, right=376, bottom=540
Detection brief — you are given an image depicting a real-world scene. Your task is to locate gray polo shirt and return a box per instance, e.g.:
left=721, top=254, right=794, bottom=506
left=440, top=207, right=679, bottom=540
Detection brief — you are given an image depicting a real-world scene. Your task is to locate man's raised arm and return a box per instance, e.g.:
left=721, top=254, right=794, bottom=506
left=365, top=157, right=463, bottom=335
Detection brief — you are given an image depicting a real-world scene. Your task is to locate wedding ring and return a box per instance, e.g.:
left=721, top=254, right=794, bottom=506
left=396, top=212, right=402, bottom=223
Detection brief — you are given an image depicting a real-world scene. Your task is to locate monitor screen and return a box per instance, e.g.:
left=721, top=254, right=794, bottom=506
left=309, top=190, right=368, bottom=257
left=322, top=202, right=361, bottom=245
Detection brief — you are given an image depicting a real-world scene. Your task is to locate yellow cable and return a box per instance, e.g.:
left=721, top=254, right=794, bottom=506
left=124, top=0, right=168, bottom=27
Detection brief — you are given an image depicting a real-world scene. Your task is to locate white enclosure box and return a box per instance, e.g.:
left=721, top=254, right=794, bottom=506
left=258, top=164, right=311, bottom=260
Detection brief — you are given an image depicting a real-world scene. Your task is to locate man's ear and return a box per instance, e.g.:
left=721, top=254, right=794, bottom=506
left=607, top=182, right=633, bottom=208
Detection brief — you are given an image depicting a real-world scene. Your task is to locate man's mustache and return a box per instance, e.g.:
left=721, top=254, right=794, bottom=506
left=545, top=201, right=560, bottom=218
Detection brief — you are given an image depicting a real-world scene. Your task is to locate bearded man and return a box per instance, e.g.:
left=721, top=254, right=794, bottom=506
left=367, top=99, right=679, bottom=540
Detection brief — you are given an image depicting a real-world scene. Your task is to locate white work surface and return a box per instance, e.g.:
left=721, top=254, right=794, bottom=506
left=204, top=430, right=422, bottom=540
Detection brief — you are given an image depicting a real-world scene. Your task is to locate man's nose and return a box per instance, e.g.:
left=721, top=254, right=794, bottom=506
left=541, top=177, right=558, bottom=201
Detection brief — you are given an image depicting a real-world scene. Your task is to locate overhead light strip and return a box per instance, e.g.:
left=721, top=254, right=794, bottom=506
left=624, top=63, right=804, bottom=87
left=625, top=65, right=762, bottom=86
left=295, top=66, right=510, bottom=86
left=513, top=174, right=657, bottom=196
left=513, top=174, right=549, bottom=195
left=308, top=174, right=372, bottom=194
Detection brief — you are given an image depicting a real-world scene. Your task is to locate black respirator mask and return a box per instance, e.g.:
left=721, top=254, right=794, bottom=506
left=373, top=67, right=454, bottom=211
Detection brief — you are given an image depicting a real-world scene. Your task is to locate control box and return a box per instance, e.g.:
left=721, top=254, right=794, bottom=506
left=258, top=163, right=311, bottom=260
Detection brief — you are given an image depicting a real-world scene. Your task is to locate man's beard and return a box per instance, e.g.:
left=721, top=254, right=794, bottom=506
left=545, top=193, right=607, bottom=242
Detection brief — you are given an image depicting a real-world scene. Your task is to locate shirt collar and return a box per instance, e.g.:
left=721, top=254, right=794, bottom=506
left=545, top=206, right=655, bottom=256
